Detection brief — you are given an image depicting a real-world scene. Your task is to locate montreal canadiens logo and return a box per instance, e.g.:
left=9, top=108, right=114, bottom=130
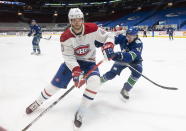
left=74, top=45, right=90, bottom=56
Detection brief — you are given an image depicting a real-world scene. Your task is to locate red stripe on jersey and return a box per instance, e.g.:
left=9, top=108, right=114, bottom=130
left=84, top=23, right=98, bottom=35
left=85, top=89, right=97, bottom=94
left=60, top=28, right=75, bottom=42
left=44, top=89, right=52, bottom=97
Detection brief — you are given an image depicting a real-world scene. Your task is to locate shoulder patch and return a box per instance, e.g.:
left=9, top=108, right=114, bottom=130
left=135, top=39, right=142, bottom=44
left=84, top=23, right=98, bottom=35
left=60, top=28, right=75, bottom=42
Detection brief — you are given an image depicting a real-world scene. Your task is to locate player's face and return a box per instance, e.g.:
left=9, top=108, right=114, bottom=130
left=126, top=34, right=137, bottom=43
left=31, top=21, right=36, bottom=25
left=116, top=27, right=120, bottom=31
left=70, top=18, right=83, bottom=31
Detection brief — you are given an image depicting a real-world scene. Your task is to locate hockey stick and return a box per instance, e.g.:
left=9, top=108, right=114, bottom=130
left=116, top=62, right=178, bottom=90
left=22, top=58, right=106, bottom=131
left=41, top=36, right=52, bottom=40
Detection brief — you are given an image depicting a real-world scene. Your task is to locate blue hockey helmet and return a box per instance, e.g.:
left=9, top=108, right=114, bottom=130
left=126, top=28, right=138, bottom=36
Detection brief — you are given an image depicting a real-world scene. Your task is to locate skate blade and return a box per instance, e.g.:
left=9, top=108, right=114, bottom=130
left=119, top=95, right=128, bottom=103
left=35, top=53, right=41, bottom=56
left=73, top=124, right=81, bottom=131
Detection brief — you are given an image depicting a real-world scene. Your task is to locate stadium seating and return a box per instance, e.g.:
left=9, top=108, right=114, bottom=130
left=101, top=7, right=186, bottom=30
left=140, top=8, right=186, bottom=27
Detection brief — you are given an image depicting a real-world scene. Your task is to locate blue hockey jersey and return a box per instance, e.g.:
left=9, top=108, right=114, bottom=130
left=29, top=24, right=42, bottom=36
left=114, top=34, right=143, bottom=63
left=167, top=27, right=174, bottom=34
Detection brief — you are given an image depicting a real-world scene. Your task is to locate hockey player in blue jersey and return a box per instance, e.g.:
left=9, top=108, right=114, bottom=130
left=28, top=20, right=42, bottom=55
left=101, top=28, right=143, bottom=100
left=167, top=26, right=174, bottom=40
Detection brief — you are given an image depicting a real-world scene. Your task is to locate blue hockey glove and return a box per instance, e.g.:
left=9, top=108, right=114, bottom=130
left=112, top=52, right=124, bottom=62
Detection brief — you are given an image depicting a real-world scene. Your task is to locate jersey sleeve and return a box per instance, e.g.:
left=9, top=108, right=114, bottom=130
left=60, top=40, right=79, bottom=71
left=122, top=39, right=143, bottom=63
left=115, top=34, right=126, bottom=45
left=95, top=27, right=115, bottom=45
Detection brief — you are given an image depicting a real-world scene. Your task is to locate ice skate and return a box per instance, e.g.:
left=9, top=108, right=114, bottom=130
left=31, top=51, right=36, bottom=55
left=100, top=76, right=107, bottom=84
left=26, top=100, right=41, bottom=114
left=73, top=111, right=83, bottom=130
left=35, top=52, right=41, bottom=55
left=120, top=87, right=129, bottom=101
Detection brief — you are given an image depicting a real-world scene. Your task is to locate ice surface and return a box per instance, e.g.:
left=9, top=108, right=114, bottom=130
left=0, top=36, right=186, bottom=131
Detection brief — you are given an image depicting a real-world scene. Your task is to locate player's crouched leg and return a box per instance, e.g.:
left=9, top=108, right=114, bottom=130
left=26, top=85, right=60, bottom=114
left=100, top=63, right=125, bottom=84
left=26, top=63, right=72, bottom=114
left=74, top=75, right=100, bottom=128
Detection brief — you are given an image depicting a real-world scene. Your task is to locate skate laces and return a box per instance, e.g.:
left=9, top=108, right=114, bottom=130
left=30, top=101, right=39, bottom=110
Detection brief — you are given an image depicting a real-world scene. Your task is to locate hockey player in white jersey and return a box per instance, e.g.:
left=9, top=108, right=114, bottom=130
left=25, top=8, right=114, bottom=129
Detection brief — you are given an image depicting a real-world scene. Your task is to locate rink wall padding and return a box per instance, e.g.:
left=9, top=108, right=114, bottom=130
left=1, top=31, right=186, bottom=38
left=138, top=31, right=186, bottom=38
left=0, top=32, right=62, bottom=37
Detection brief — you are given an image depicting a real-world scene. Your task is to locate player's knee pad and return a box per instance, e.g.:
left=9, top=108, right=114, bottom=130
left=83, top=75, right=100, bottom=101
left=103, top=66, right=122, bottom=80
left=111, top=63, right=126, bottom=75
left=103, top=71, right=117, bottom=80
left=33, top=37, right=40, bottom=45
left=105, top=64, right=124, bottom=80
left=41, top=85, right=60, bottom=100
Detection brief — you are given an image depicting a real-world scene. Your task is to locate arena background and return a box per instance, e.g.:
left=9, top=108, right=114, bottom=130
left=0, top=1, right=186, bottom=131
left=0, top=0, right=186, bottom=37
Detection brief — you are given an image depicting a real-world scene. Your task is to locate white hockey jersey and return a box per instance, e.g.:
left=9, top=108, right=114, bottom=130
left=60, top=23, right=114, bottom=71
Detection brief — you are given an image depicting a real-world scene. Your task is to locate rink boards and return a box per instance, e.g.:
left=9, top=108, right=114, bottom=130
left=0, top=31, right=186, bottom=38
left=138, top=31, right=186, bottom=38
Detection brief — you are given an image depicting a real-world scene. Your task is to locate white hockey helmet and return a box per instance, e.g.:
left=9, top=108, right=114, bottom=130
left=68, top=8, right=84, bottom=23
left=116, top=25, right=120, bottom=28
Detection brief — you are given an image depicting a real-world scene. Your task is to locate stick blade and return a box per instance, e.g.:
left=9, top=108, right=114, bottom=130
left=159, top=85, right=178, bottom=90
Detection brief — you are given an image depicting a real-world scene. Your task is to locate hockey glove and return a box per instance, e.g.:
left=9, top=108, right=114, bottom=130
left=101, top=42, right=114, bottom=60
left=72, top=66, right=84, bottom=88
left=95, top=40, right=104, bottom=48
left=111, top=52, right=124, bottom=62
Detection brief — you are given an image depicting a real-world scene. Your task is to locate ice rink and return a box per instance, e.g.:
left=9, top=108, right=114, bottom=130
left=0, top=36, right=186, bottom=131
